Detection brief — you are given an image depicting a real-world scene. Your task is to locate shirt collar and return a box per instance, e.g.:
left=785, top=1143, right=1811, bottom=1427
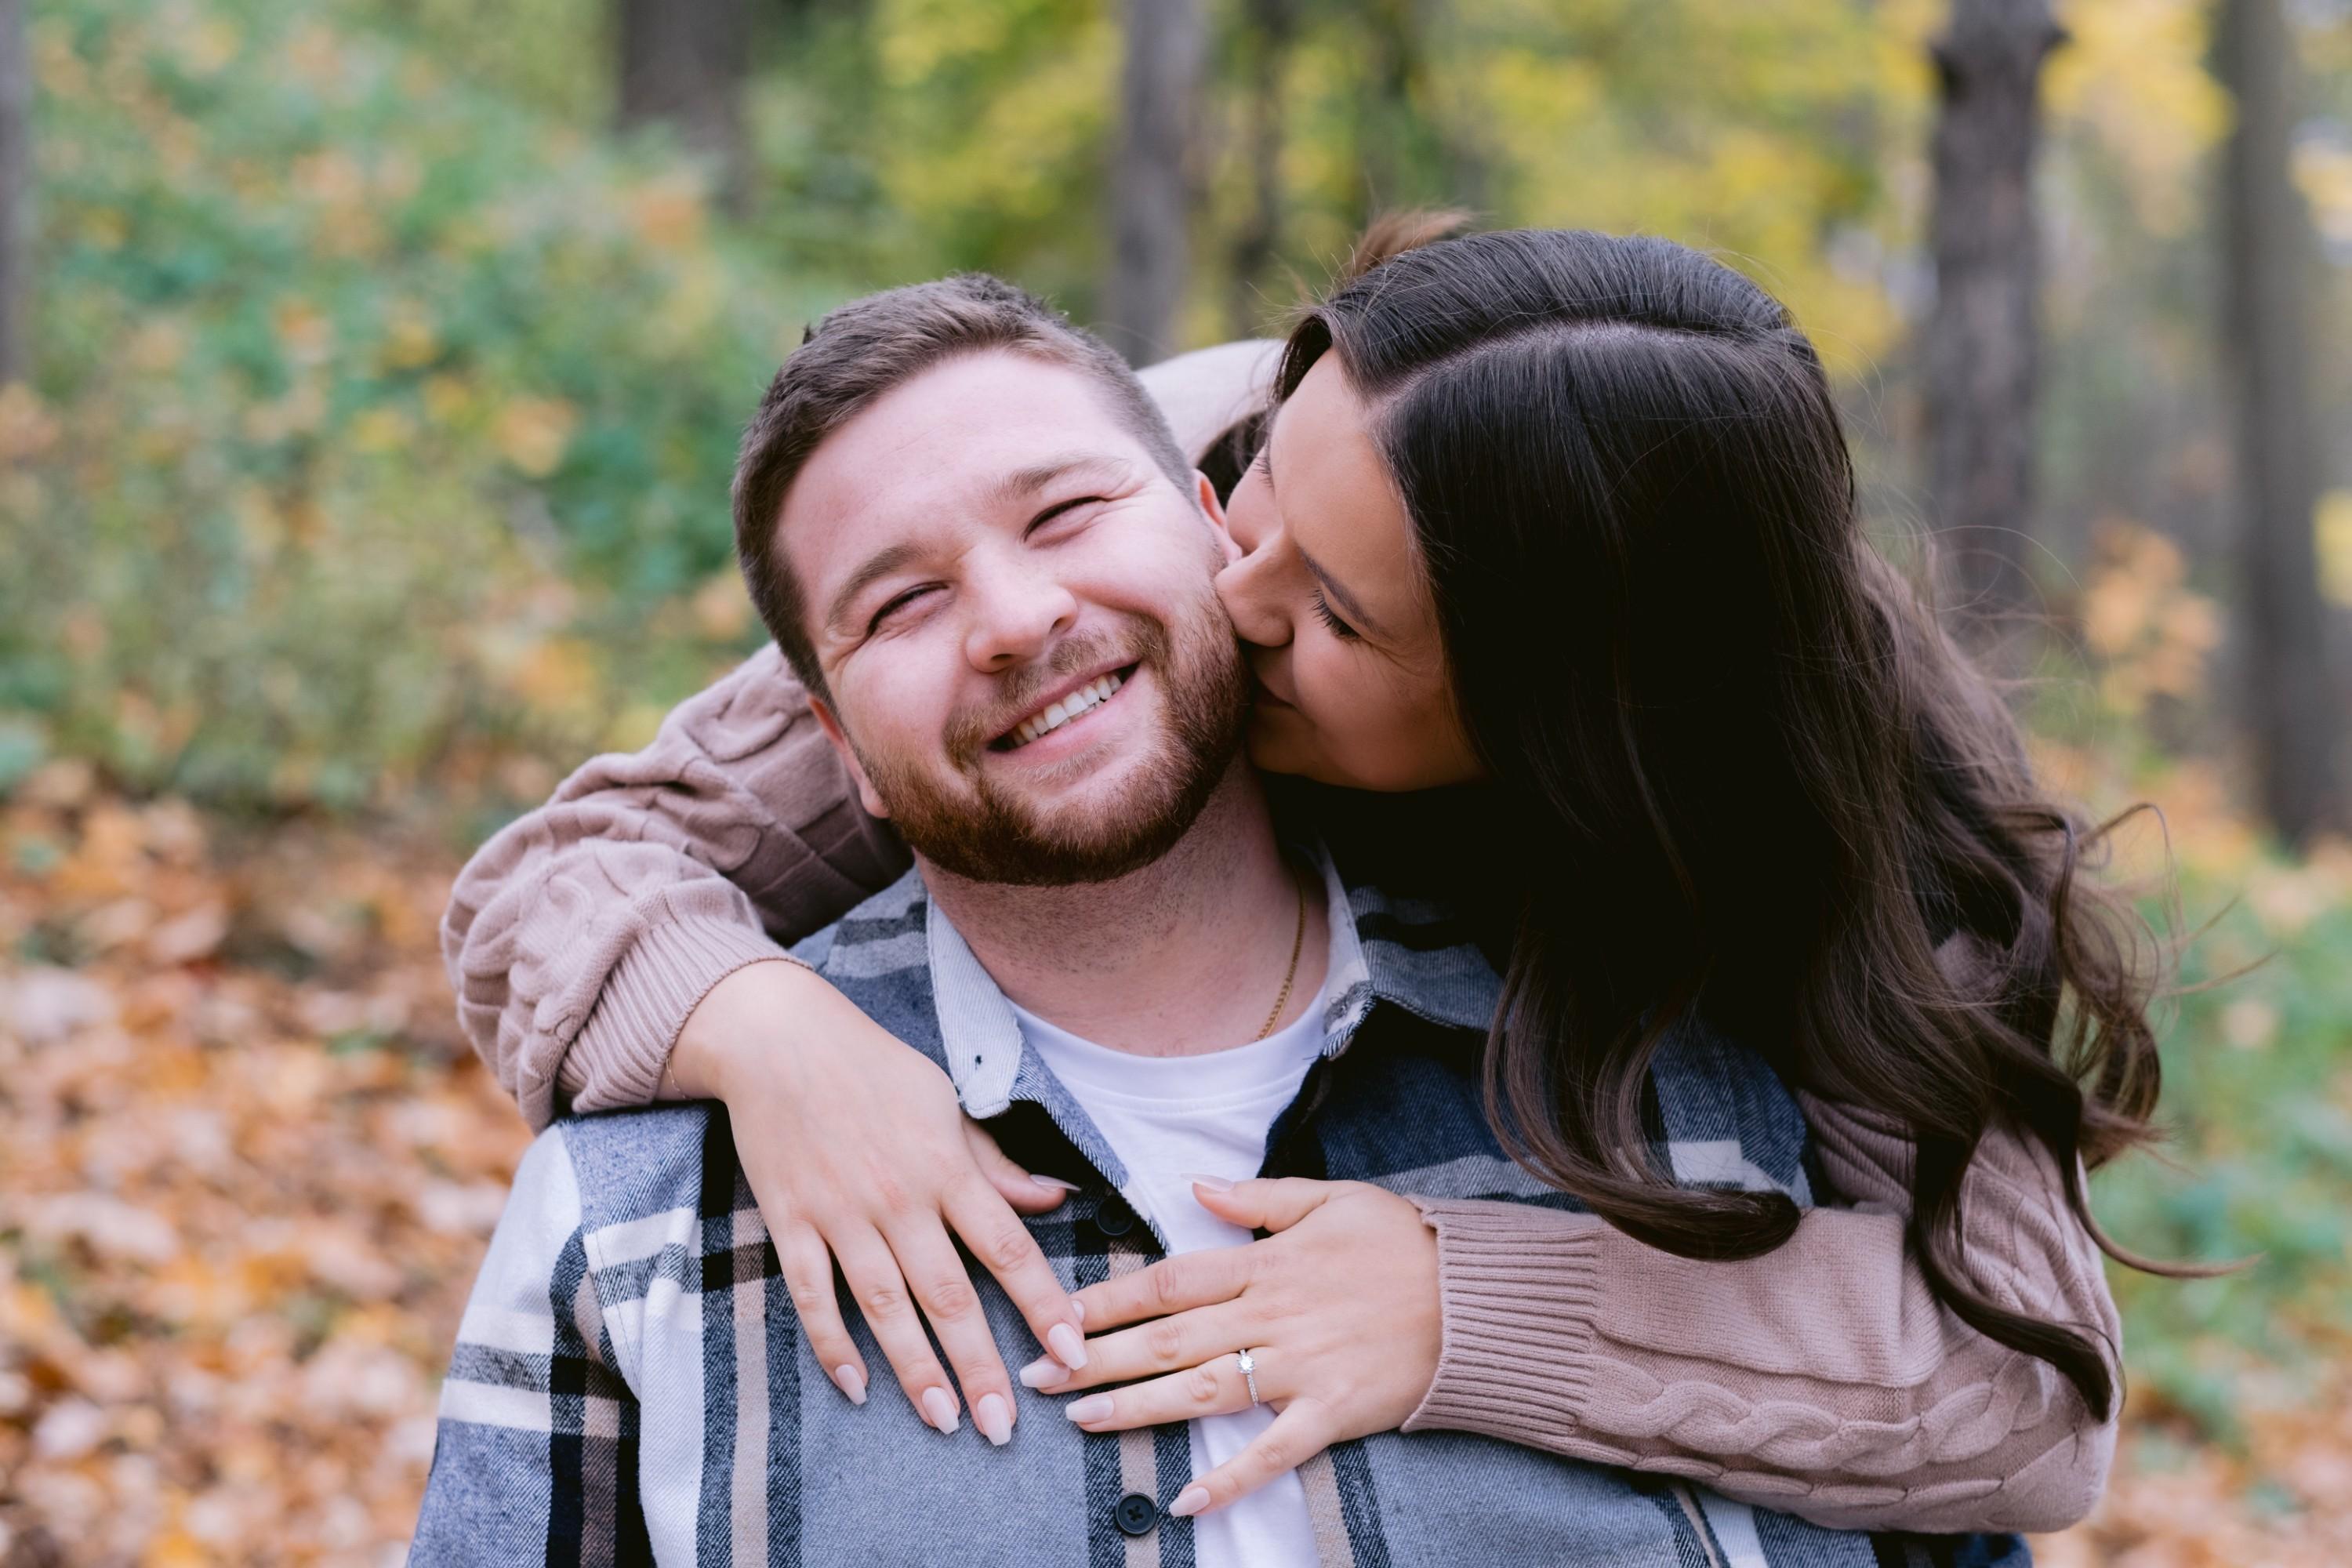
left=921, top=836, right=1501, bottom=1121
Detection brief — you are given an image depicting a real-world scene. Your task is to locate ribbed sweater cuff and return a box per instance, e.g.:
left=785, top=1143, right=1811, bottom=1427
left=1402, top=1198, right=1606, bottom=1449
left=564, top=917, right=807, bottom=1112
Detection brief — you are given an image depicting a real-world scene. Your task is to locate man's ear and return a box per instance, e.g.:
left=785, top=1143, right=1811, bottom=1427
left=810, top=695, right=891, bottom=822
left=1194, top=470, right=1240, bottom=569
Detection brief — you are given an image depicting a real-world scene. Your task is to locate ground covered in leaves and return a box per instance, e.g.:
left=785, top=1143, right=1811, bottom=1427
left=0, top=768, right=2344, bottom=1565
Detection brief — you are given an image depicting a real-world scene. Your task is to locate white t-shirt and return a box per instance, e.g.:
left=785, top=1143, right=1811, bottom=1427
left=1008, top=989, right=1330, bottom=1568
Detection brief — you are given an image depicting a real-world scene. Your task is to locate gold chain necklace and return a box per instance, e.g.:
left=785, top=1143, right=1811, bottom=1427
left=1250, top=866, right=1308, bottom=1043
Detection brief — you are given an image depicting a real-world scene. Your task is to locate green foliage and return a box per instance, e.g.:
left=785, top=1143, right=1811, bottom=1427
left=2093, top=867, right=2352, bottom=1436
left=5, top=0, right=828, bottom=816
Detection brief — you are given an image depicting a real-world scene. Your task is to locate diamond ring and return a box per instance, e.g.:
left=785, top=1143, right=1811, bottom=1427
left=1236, top=1348, right=1261, bottom=1406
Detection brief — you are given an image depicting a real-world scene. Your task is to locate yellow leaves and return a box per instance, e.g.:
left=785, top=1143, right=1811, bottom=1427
left=2080, top=520, right=2222, bottom=712
left=2315, top=492, right=2352, bottom=609
left=629, top=176, right=710, bottom=252
left=378, top=299, right=440, bottom=371
left=271, top=297, right=332, bottom=367
left=2044, top=0, right=2228, bottom=237
left=690, top=568, right=753, bottom=641
left=170, top=17, right=244, bottom=80
left=0, top=385, right=63, bottom=459
left=506, top=634, right=598, bottom=715
left=492, top=396, right=578, bottom=477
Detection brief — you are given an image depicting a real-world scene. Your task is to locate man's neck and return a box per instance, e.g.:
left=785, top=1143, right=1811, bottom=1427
left=919, top=761, right=1330, bottom=1057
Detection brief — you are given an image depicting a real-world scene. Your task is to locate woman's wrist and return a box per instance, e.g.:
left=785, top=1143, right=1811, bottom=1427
left=667, top=956, right=825, bottom=1101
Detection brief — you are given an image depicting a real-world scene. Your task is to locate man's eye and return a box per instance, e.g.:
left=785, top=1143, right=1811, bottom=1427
left=1027, top=496, right=1107, bottom=537
left=868, top=586, right=937, bottom=631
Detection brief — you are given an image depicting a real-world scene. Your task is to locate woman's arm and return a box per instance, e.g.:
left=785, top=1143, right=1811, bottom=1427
left=439, top=641, right=909, bottom=1126
left=1403, top=1095, right=2119, bottom=1534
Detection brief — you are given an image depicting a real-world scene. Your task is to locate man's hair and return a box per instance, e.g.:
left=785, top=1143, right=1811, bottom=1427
left=731, top=274, right=1192, bottom=698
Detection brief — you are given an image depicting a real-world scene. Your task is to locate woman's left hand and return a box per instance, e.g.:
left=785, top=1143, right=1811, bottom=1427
left=1018, top=1178, right=1443, bottom=1519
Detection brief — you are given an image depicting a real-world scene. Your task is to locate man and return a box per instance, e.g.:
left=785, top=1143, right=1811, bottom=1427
left=412, top=277, right=1913, bottom=1566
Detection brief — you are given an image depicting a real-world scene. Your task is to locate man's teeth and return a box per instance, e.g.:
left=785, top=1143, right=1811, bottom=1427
left=1010, top=672, right=1125, bottom=748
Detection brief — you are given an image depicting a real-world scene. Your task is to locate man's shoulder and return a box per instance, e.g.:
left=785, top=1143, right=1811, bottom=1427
left=544, top=1102, right=723, bottom=1240
left=786, top=865, right=927, bottom=975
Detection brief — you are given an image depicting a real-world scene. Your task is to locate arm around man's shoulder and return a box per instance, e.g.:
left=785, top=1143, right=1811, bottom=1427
left=439, top=644, right=910, bottom=1128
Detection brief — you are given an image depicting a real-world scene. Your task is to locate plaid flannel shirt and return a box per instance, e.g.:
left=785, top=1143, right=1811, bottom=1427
left=413, top=846, right=2030, bottom=1567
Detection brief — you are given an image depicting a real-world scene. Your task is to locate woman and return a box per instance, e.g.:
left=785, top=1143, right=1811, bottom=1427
left=443, top=223, right=2155, bottom=1535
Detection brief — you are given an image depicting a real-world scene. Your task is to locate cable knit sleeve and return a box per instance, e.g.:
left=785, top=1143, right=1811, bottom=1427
left=439, top=644, right=910, bottom=1128
left=1400, top=1093, right=2120, bottom=1534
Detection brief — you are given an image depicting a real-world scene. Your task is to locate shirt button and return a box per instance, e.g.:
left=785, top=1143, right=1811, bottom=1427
left=1113, top=1492, right=1159, bottom=1537
left=1094, top=1196, right=1136, bottom=1238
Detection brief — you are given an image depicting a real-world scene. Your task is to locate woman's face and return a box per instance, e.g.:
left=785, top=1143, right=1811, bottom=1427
left=1214, top=355, right=1484, bottom=791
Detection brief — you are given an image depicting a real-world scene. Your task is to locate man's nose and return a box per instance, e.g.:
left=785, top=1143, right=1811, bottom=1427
left=963, top=559, right=1080, bottom=672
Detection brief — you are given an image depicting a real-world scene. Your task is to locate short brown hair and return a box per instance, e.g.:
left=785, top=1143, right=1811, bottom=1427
left=731, top=274, right=1191, bottom=698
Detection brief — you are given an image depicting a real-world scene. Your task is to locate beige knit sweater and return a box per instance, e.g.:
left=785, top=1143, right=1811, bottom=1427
left=440, top=640, right=2119, bottom=1535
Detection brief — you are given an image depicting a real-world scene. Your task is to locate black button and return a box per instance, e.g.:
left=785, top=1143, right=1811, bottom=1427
left=1112, top=1492, right=1159, bottom=1537
left=1093, top=1196, right=1136, bottom=1237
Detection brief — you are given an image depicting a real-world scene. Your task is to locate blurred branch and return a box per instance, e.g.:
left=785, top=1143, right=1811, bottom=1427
left=1924, top=0, right=2063, bottom=633
left=2217, top=0, right=2343, bottom=844
left=615, top=0, right=750, bottom=207
left=1105, top=0, right=1204, bottom=365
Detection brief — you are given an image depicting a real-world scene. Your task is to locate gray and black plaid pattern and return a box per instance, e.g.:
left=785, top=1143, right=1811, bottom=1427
left=415, top=855, right=2031, bottom=1567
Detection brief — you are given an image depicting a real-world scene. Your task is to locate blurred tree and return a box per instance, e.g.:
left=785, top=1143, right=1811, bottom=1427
left=0, top=0, right=24, bottom=383
left=616, top=0, right=750, bottom=203
left=1226, top=0, right=1294, bottom=338
left=1104, top=0, right=1203, bottom=363
left=2217, top=0, right=2342, bottom=841
left=1923, top=0, right=2065, bottom=630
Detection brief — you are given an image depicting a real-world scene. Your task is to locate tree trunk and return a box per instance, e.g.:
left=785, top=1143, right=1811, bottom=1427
left=0, top=0, right=28, bottom=384
left=1227, top=0, right=1294, bottom=339
left=2218, top=0, right=2340, bottom=842
left=1104, top=0, right=1203, bottom=365
left=615, top=0, right=751, bottom=205
left=1922, top=0, right=2062, bottom=629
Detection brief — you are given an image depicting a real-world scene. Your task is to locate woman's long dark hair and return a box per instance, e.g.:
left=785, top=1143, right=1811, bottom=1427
left=1275, top=220, right=2172, bottom=1418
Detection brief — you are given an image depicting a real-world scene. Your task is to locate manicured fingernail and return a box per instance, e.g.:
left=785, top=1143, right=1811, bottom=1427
left=1018, top=1356, right=1066, bottom=1389
left=1180, top=1171, right=1234, bottom=1193
left=1170, top=1485, right=1210, bottom=1517
left=1031, top=1174, right=1082, bottom=1192
left=1047, top=1322, right=1088, bottom=1369
left=975, top=1392, right=1012, bottom=1446
left=920, top=1386, right=960, bottom=1435
left=1064, top=1394, right=1114, bottom=1425
left=1070, top=1296, right=1086, bottom=1323
left=835, top=1365, right=866, bottom=1406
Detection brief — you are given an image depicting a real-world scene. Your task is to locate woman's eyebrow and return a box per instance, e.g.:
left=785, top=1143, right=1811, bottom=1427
left=1295, top=545, right=1388, bottom=641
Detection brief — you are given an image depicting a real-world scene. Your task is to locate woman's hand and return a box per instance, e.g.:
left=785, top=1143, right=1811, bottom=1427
left=1019, top=1178, right=1442, bottom=1517
left=669, top=959, right=1087, bottom=1446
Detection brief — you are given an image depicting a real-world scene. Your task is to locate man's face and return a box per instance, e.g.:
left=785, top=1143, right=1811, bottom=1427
left=782, top=349, right=1250, bottom=885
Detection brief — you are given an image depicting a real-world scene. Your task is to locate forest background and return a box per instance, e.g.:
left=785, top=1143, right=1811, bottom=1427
left=1, top=0, right=2350, bottom=1563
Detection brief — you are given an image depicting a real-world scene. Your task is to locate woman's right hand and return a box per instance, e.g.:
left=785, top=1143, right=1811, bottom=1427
left=667, top=958, right=1087, bottom=1446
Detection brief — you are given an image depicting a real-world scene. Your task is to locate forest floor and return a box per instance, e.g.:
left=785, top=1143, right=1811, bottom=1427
left=0, top=768, right=2344, bottom=1566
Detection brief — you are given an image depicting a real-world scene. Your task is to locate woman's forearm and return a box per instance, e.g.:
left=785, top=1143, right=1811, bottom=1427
left=439, top=642, right=908, bottom=1127
left=1401, top=1098, right=2118, bottom=1534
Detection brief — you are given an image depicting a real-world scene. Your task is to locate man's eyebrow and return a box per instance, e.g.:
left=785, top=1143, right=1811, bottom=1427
left=823, top=542, right=923, bottom=633
left=1295, top=545, right=1388, bottom=641
left=985, top=451, right=1130, bottom=510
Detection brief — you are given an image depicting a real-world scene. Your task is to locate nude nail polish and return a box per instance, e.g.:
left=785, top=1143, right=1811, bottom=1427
left=1047, top=1322, right=1089, bottom=1370
left=1170, top=1485, right=1210, bottom=1517
left=835, top=1365, right=866, bottom=1406
left=975, top=1392, right=1012, bottom=1446
left=1064, top=1394, right=1114, bottom=1425
left=1018, top=1356, right=1065, bottom=1389
left=1178, top=1171, right=1234, bottom=1193
left=920, top=1386, right=960, bottom=1435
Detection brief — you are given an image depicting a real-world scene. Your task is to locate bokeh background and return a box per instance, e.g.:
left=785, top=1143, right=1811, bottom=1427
left=2, top=0, right=2350, bottom=1563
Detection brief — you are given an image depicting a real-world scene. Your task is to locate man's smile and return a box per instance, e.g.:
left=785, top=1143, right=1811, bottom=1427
left=988, top=661, right=1142, bottom=753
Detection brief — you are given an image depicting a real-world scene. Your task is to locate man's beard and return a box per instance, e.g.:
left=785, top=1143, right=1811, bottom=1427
left=852, top=598, right=1250, bottom=887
